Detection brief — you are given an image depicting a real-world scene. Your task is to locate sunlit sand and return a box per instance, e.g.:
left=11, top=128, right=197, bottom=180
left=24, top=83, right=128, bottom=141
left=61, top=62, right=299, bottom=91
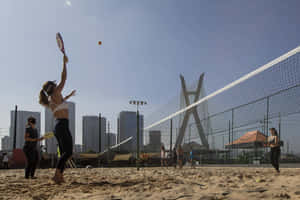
left=0, top=167, right=299, bottom=200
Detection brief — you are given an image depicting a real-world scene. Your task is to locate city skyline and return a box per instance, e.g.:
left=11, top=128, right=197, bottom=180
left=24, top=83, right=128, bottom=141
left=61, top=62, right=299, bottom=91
left=1, top=1, right=300, bottom=147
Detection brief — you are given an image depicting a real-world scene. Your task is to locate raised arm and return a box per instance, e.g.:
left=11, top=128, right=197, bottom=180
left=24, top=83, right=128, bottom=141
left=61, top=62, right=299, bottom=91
left=56, top=55, right=68, bottom=92
left=63, top=90, right=76, bottom=101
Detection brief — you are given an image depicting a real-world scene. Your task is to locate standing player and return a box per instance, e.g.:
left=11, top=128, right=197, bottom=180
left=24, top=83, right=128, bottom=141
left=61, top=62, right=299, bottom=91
left=23, top=117, right=44, bottom=179
left=267, top=128, right=281, bottom=173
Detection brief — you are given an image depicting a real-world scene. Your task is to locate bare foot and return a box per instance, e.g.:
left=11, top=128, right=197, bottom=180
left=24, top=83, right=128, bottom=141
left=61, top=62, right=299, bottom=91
left=52, top=174, right=62, bottom=184
left=60, top=175, right=66, bottom=183
left=52, top=177, right=61, bottom=184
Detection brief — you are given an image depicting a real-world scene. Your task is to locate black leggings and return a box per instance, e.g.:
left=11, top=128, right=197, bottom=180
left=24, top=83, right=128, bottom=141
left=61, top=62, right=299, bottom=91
left=55, top=119, right=73, bottom=173
left=270, top=146, right=280, bottom=171
left=23, top=149, right=38, bottom=178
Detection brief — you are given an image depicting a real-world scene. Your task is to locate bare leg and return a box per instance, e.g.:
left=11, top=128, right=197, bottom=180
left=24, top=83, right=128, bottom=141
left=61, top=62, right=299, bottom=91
left=52, top=169, right=63, bottom=184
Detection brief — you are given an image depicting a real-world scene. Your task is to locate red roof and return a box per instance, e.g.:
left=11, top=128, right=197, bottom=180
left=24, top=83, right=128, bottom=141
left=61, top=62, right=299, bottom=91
left=226, top=130, right=267, bottom=146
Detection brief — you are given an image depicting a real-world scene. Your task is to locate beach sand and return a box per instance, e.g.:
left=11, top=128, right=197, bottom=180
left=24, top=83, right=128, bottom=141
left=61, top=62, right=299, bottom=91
left=0, top=166, right=299, bottom=200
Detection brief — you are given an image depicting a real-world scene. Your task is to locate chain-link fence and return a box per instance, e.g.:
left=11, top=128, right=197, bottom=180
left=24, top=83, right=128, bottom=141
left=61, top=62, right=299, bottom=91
left=144, top=50, right=300, bottom=165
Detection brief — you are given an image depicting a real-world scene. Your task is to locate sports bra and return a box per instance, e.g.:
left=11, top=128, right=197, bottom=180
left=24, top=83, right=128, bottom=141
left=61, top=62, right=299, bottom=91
left=268, top=136, right=276, bottom=144
left=53, top=102, right=68, bottom=113
left=49, top=97, right=68, bottom=113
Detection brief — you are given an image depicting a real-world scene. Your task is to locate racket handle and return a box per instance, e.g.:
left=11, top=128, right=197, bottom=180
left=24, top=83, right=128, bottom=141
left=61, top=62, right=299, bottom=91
left=63, top=53, right=69, bottom=63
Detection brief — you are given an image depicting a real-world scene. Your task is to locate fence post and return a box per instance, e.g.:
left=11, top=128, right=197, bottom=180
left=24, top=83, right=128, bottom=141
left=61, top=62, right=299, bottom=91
left=170, top=119, right=173, bottom=153
left=266, top=97, right=270, bottom=136
left=231, top=109, right=234, bottom=159
left=278, top=112, right=281, bottom=141
left=228, top=120, right=231, bottom=160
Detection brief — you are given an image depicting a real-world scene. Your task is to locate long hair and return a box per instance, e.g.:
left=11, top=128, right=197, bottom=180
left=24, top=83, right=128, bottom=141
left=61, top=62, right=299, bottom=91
left=39, top=81, right=56, bottom=107
left=269, top=128, right=278, bottom=136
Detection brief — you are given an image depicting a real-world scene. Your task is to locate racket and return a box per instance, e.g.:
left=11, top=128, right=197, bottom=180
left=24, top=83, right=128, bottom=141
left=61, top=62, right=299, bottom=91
left=44, top=132, right=55, bottom=139
left=56, top=32, right=66, bottom=55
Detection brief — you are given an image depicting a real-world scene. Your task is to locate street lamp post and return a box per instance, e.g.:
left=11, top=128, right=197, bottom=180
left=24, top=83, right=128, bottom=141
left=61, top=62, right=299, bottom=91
left=129, top=100, right=147, bottom=171
left=99, top=113, right=101, bottom=153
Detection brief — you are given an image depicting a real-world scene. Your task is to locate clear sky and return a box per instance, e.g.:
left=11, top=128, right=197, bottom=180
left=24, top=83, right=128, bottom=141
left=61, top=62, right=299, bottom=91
left=1, top=0, right=300, bottom=145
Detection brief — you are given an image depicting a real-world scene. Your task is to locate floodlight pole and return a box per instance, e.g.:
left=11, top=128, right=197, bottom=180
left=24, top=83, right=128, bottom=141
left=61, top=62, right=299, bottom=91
left=129, top=100, right=147, bottom=171
left=99, top=113, right=101, bottom=153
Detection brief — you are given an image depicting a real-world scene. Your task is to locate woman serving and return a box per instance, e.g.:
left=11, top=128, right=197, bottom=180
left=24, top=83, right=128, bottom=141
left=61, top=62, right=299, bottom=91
left=39, top=54, right=76, bottom=184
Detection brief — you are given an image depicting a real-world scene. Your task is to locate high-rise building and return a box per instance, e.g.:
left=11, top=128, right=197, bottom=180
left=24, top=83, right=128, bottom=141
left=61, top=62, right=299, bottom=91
left=74, top=144, right=83, bottom=153
left=82, top=116, right=106, bottom=152
left=106, top=133, right=116, bottom=148
left=1, top=136, right=10, bottom=151
left=68, top=102, right=76, bottom=146
left=118, top=111, right=144, bottom=152
left=45, top=107, right=56, bottom=154
left=149, top=130, right=161, bottom=146
left=147, top=130, right=162, bottom=151
left=45, top=101, right=76, bottom=154
left=9, top=110, right=41, bottom=149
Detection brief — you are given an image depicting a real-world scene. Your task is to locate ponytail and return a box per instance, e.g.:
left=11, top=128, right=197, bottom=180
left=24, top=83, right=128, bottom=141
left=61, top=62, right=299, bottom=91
left=39, top=81, right=56, bottom=107
left=39, top=89, right=49, bottom=107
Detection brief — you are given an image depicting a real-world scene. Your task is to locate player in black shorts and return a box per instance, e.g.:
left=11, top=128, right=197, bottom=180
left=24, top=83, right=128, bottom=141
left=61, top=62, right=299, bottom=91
left=23, top=117, right=45, bottom=179
left=267, top=128, right=281, bottom=173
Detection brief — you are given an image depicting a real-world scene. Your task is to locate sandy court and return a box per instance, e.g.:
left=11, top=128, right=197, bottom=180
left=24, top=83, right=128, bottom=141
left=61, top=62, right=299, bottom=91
left=0, top=166, right=299, bottom=200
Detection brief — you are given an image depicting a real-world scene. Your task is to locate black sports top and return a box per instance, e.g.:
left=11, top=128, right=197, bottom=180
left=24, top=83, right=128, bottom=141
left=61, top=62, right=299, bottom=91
left=23, top=126, right=38, bottom=151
